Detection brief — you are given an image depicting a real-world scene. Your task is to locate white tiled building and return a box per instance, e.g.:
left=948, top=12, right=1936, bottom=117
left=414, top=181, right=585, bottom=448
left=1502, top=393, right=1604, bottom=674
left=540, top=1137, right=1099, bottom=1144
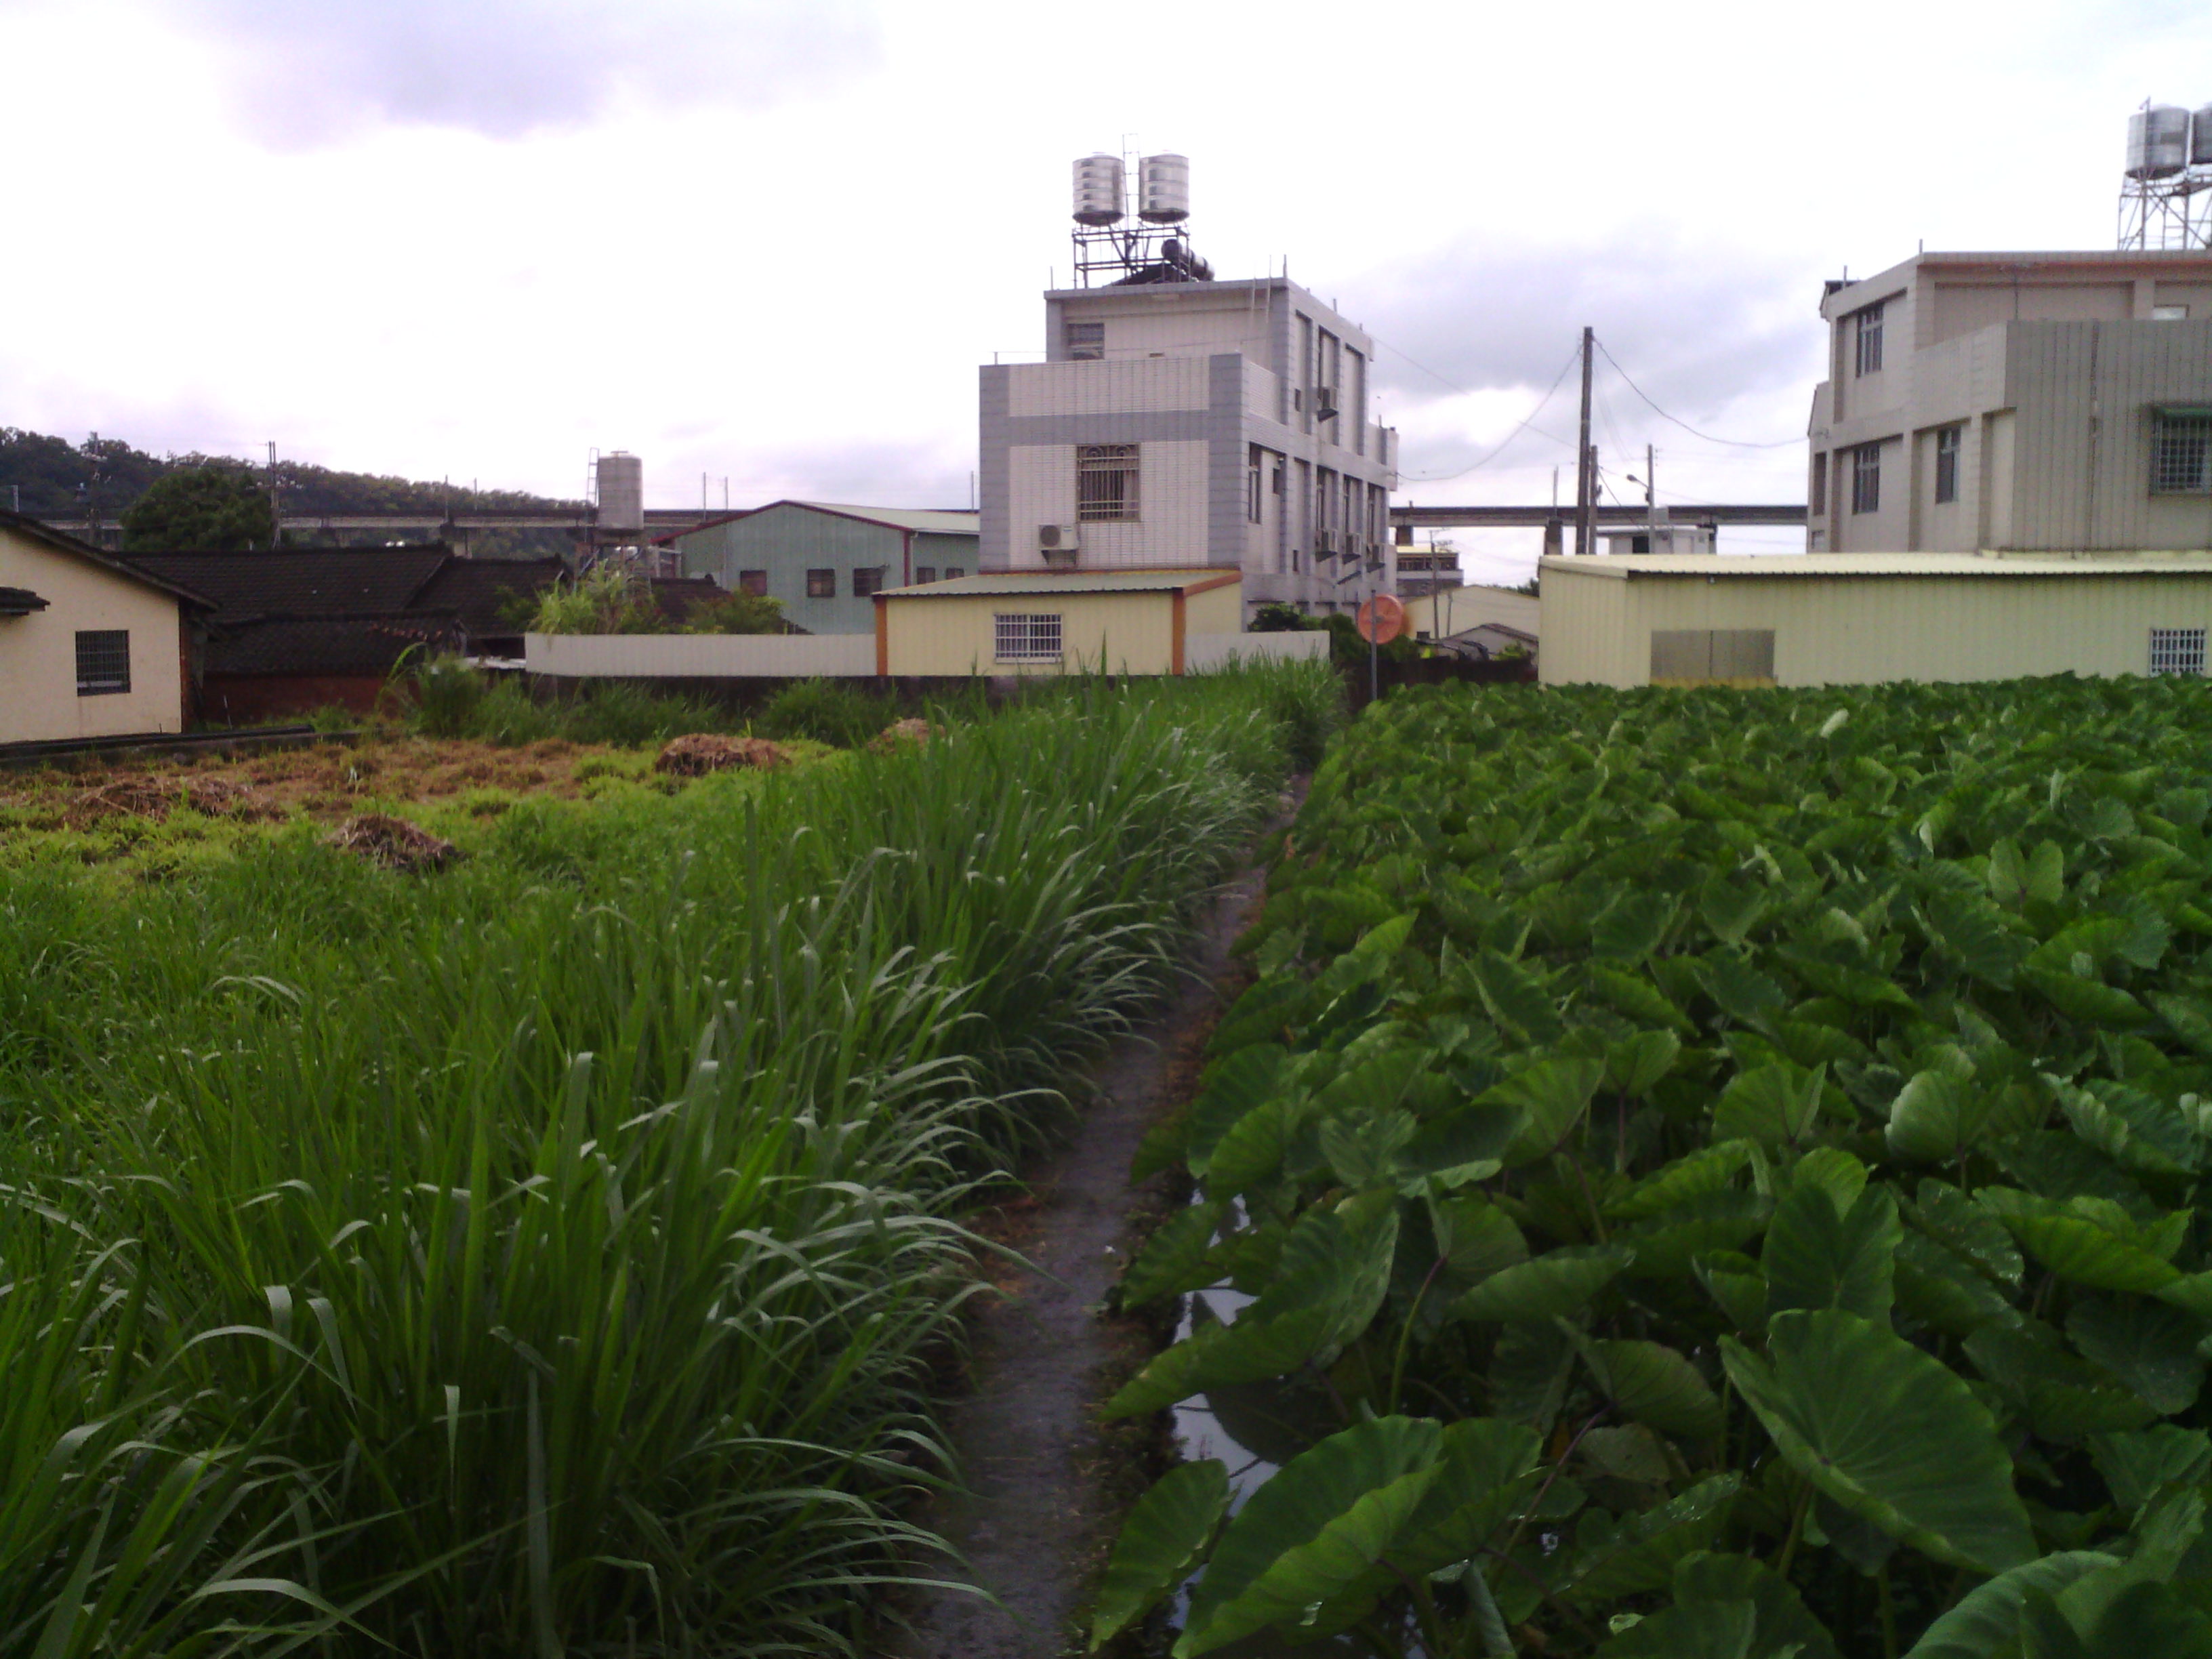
left=977, top=277, right=1398, bottom=618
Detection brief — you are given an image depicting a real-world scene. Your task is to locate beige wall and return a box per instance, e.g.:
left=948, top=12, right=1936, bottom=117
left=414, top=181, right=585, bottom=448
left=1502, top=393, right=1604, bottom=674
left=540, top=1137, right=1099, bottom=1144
left=1540, top=563, right=2212, bottom=688
left=1185, top=579, right=1242, bottom=634
left=0, top=527, right=185, bottom=743
left=884, top=592, right=1178, bottom=676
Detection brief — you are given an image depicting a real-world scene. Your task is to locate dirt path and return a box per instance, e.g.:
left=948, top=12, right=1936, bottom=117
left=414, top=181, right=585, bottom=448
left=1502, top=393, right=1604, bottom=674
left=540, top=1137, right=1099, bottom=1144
left=885, top=795, right=1296, bottom=1658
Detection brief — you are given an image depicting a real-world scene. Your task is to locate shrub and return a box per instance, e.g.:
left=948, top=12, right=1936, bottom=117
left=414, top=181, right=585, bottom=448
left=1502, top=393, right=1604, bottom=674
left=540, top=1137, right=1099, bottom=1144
left=753, top=678, right=901, bottom=748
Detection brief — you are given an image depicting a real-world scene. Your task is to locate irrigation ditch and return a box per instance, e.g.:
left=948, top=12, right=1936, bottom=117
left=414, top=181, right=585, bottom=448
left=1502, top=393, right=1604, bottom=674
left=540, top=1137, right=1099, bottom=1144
left=887, top=783, right=1307, bottom=1659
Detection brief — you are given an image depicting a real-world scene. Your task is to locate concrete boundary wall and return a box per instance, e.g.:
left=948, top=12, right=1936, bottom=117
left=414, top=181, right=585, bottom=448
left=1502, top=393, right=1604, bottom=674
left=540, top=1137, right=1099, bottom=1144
left=526, top=633, right=874, bottom=678
left=1185, top=632, right=1330, bottom=670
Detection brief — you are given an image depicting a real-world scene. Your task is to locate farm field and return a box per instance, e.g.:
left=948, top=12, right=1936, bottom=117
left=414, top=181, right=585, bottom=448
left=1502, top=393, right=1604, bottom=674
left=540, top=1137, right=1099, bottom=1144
left=0, top=663, right=1337, bottom=1654
left=1101, top=675, right=2212, bottom=1658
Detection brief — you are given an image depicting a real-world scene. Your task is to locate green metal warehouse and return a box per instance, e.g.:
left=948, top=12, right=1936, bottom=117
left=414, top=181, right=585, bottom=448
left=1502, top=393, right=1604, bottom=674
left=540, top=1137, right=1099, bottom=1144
left=663, top=501, right=979, bottom=635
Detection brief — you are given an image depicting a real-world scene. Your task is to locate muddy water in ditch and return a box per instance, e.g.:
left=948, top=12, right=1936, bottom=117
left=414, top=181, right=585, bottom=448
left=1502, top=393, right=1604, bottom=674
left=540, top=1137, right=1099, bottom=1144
left=886, top=792, right=1301, bottom=1659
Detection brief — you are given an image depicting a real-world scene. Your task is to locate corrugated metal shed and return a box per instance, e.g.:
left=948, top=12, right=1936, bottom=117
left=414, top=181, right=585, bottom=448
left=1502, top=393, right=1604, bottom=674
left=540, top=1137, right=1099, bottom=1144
left=794, top=503, right=979, bottom=536
left=882, top=569, right=1230, bottom=598
left=1549, top=552, right=2212, bottom=579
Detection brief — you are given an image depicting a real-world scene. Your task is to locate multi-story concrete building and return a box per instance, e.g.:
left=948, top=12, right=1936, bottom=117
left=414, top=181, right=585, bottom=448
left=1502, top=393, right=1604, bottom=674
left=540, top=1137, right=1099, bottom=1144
left=977, top=276, right=1398, bottom=617
left=1809, top=250, right=2212, bottom=552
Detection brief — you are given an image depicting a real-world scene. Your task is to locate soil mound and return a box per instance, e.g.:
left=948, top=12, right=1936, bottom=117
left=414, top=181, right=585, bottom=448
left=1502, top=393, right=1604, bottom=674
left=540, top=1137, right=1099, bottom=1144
left=325, top=813, right=462, bottom=874
left=652, top=734, right=790, bottom=777
left=869, top=719, right=939, bottom=753
left=71, top=777, right=279, bottom=825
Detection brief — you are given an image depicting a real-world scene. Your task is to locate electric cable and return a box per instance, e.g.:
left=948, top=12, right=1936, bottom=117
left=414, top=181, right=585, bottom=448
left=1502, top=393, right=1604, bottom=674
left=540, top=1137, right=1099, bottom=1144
left=1394, top=343, right=1584, bottom=483
left=1593, top=337, right=1801, bottom=449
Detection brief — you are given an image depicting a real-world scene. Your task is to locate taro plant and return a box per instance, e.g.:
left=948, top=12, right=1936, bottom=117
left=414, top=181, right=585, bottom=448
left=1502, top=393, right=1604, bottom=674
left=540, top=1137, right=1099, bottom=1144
left=1098, top=676, right=2212, bottom=1658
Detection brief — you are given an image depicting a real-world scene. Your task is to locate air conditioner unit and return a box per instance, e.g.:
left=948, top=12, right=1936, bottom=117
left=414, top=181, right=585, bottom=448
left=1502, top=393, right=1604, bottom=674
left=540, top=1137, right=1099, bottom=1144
left=1313, top=388, right=1339, bottom=422
left=1038, top=524, right=1081, bottom=568
left=1315, top=529, right=1336, bottom=557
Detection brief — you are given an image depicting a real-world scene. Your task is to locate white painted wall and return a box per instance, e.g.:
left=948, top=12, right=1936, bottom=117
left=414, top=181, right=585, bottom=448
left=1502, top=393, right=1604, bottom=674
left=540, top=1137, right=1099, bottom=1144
left=0, top=527, right=185, bottom=743
left=1007, top=358, right=1209, bottom=417
left=526, top=632, right=874, bottom=678
left=1003, top=439, right=1210, bottom=569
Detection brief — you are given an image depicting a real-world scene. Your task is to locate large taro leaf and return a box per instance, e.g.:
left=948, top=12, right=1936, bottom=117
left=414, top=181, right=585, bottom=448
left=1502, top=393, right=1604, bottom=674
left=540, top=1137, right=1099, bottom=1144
left=1559, top=1474, right=1740, bottom=1601
left=2055, top=1080, right=2203, bottom=1177
left=1587, top=1338, right=1726, bottom=1439
left=1713, top=1063, right=1828, bottom=1150
left=1595, top=890, right=1677, bottom=963
left=1887, top=1069, right=1996, bottom=1163
left=1492, top=1055, right=1608, bottom=1168
left=1185, top=1044, right=1290, bottom=1173
left=1176, top=1416, right=1441, bottom=1657
left=1964, top=1322, right=2159, bottom=1439
left=1761, top=1179, right=1900, bottom=1322
left=1722, top=1311, right=2036, bottom=1574
left=2007, top=1212, right=2183, bottom=1294
left=1611, top=1141, right=1759, bottom=1223
left=1658, top=1551, right=1843, bottom=1659
left=1597, top=1600, right=1762, bottom=1657
left=1920, top=886, right=2032, bottom=989
left=1902, top=1551, right=2121, bottom=1658
left=1470, top=948, right=1566, bottom=1046
left=2065, top=1297, right=2207, bottom=1416
left=2018, top=965, right=2152, bottom=1030
left=1088, top=1460, right=1231, bottom=1649
left=2089, top=1425, right=2212, bottom=1517
left=1452, top=1244, right=1634, bottom=1324
left=1105, top=1195, right=1398, bottom=1418
left=1119, top=1201, right=1227, bottom=1309
left=2051, top=1579, right=2212, bottom=1657
left=1607, top=1028, right=1683, bottom=1098
left=1204, top=1092, right=1302, bottom=1197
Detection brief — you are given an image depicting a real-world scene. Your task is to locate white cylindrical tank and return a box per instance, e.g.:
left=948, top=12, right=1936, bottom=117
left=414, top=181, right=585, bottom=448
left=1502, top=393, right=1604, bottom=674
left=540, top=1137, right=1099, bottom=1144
left=2194, top=104, right=2212, bottom=167
left=1073, top=155, right=1124, bottom=225
left=2129, top=106, right=2190, bottom=179
left=1138, top=153, right=1189, bottom=223
left=596, top=451, right=643, bottom=533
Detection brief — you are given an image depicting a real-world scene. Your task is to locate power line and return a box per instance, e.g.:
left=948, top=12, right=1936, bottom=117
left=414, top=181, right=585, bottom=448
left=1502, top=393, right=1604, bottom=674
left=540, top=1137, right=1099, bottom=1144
left=1396, top=343, right=1584, bottom=483
left=1593, top=337, right=1802, bottom=450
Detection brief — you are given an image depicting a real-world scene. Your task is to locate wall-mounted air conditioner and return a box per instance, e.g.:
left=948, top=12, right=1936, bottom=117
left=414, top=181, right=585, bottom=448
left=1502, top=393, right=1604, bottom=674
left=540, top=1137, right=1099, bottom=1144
left=1038, top=524, right=1081, bottom=568
left=1313, top=387, right=1339, bottom=422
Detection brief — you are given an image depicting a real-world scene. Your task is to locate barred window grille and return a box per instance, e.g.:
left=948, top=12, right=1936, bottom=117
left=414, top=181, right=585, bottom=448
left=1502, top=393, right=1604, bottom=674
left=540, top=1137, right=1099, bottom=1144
left=75, top=629, right=129, bottom=696
left=914, top=567, right=937, bottom=585
left=2150, top=627, right=2207, bottom=676
left=1934, top=426, right=1962, bottom=504
left=851, top=568, right=886, bottom=598
left=805, top=569, right=835, bottom=598
left=994, top=613, right=1063, bottom=662
left=1076, top=445, right=1139, bottom=521
left=737, top=569, right=768, bottom=596
left=1854, top=302, right=1885, bottom=376
left=2152, top=414, right=2212, bottom=495
left=1851, top=443, right=1882, bottom=515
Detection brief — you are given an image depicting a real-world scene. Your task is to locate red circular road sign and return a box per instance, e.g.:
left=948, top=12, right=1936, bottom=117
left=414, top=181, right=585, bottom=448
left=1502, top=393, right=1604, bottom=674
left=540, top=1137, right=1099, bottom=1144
left=1357, top=594, right=1406, bottom=645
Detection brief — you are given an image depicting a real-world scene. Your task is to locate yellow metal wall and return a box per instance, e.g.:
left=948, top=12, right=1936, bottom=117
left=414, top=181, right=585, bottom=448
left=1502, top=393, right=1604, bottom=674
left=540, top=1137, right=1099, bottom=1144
left=0, top=527, right=186, bottom=742
left=1185, top=579, right=1244, bottom=634
left=1542, top=566, right=2212, bottom=687
left=884, top=592, right=1177, bottom=676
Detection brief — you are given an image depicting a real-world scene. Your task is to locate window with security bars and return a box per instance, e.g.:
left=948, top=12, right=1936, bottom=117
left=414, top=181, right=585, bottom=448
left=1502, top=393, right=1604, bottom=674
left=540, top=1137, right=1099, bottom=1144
left=1934, top=426, right=1961, bottom=504
left=994, top=613, right=1062, bottom=662
left=1854, top=302, right=1884, bottom=376
left=1851, top=443, right=1881, bottom=514
left=737, top=569, right=768, bottom=596
left=914, top=567, right=936, bottom=585
left=75, top=630, right=129, bottom=696
left=1076, top=445, right=1139, bottom=521
left=805, top=569, right=835, bottom=598
left=851, top=568, right=885, bottom=598
left=2150, top=628, right=2207, bottom=676
left=2152, top=413, right=2212, bottom=494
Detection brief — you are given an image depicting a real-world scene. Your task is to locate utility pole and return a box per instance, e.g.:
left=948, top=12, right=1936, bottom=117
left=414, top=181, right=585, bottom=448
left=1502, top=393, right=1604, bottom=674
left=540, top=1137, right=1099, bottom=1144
left=1646, top=441, right=1656, bottom=548
left=1574, top=326, right=1595, bottom=556
left=265, top=442, right=280, bottom=550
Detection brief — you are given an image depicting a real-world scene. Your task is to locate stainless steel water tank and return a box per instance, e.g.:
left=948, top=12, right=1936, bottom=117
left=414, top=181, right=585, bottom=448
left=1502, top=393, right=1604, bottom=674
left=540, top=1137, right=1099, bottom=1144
left=596, top=452, right=643, bottom=533
left=2193, top=105, right=2212, bottom=167
left=2129, top=106, right=2190, bottom=179
left=1138, top=153, right=1189, bottom=223
left=1073, top=155, right=1124, bottom=226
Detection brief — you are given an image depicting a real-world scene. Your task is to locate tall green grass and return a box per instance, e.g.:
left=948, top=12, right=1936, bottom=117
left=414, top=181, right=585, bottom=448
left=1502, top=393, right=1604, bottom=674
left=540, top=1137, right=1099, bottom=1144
left=0, top=662, right=1340, bottom=1655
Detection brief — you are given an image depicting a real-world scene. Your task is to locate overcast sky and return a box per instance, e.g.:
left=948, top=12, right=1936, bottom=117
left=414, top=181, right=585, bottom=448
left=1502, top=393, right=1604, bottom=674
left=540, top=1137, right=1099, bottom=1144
left=1, top=0, right=2204, bottom=581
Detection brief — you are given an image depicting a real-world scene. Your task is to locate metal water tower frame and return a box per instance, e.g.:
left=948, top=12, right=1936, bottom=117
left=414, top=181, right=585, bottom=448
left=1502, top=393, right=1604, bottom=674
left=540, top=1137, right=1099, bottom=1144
left=2118, top=102, right=2212, bottom=251
left=1067, top=150, right=1212, bottom=287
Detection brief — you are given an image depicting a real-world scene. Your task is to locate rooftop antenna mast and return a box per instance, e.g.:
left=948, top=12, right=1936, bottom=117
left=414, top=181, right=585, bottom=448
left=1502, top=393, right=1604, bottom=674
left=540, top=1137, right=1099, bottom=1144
left=1069, top=152, right=1212, bottom=288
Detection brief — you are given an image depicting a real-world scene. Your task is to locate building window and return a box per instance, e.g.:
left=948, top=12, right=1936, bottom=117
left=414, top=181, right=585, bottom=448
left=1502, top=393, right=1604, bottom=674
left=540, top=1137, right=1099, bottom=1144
left=1854, top=302, right=1885, bottom=377
left=1809, top=453, right=1828, bottom=516
left=1851, top=443, right=1881, bottom=514
left=1066, top=320, right=1105, bottom=361
left=1934, top=426, right=1961, bottom=505
left=851, top=568, right=885, bottom=598
left=2154, top=306, right=2190, bottom=321
left=75, top=629, right=129, bottom=696
left=943, top=566, right=964, bottom=580
left=1076, top=443, right=1139, bottom=521
left=804, top=569, right=836, bottom=598
left=1271, top=458, right=1284, bottom=495
left=1246, top=445, right=1264, bottom=523
left=2152, top=412, right=2212, bottom=494
left=2150, top=628, right=2207, bottom=676
left=737, top=569, right=768, bottom=596
left=994, top=613, right=1063, bottom=661
left=914, top=567, right=936, bottom=585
